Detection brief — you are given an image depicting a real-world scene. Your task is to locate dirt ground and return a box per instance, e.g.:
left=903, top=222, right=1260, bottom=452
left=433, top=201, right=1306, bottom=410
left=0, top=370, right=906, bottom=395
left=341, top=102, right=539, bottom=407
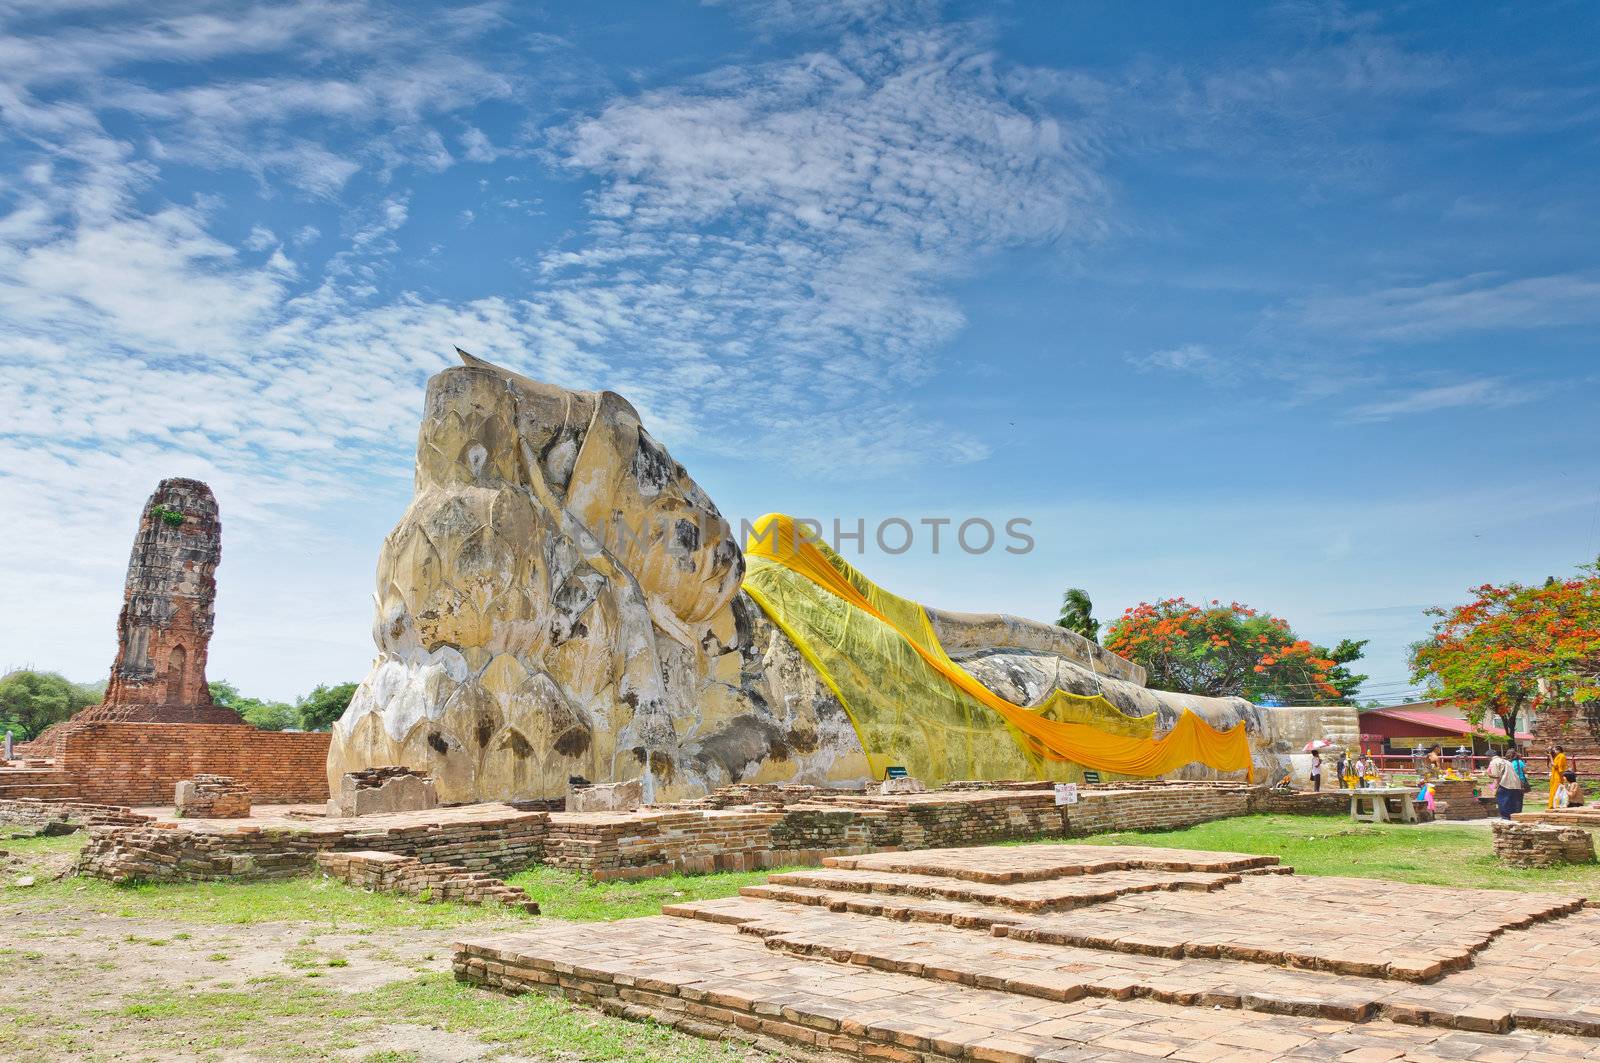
left=0, top=840, right=764, bottom=1063
left=0, top=902, right=526, bottom=1061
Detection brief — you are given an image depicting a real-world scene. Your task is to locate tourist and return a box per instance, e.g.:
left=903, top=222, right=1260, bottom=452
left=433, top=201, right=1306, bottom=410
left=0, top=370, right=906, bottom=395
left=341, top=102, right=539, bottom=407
left=1336, top=750, right=1350, bottom=789
left=1549, top=745, right=1570, bottom=810
left=1309, top=749, right=1323, bottom=792
left=1487, top=747, right=1527, bottom=819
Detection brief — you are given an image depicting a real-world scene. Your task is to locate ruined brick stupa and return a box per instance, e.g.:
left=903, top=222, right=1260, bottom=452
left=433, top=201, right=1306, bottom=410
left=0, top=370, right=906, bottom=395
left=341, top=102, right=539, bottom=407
left=78, top=478, right=241, bottom=724
left=25, top=479, right=241, bottom=754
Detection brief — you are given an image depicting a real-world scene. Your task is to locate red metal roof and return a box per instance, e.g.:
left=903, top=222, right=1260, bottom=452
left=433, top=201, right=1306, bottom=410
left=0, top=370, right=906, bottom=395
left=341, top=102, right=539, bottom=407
left=1359, top=705, right=1532, bottom=741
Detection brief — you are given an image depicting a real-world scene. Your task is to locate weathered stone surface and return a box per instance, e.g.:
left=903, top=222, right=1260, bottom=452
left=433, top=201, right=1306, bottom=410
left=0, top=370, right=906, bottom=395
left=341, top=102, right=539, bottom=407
left=330, top=353, right=1279, bottom=804
left=954, top=647, right=1277, bottom=781
left=455, top=849, right=1600, bottom=1058
left=568, top=777, right=645, bottom=813
left=330, top=766, right=438, bottom=818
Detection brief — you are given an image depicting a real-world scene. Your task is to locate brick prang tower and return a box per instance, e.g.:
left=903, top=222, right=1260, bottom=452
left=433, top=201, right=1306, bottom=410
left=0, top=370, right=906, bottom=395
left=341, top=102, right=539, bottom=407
left=80, top=478, right=242, bottom=725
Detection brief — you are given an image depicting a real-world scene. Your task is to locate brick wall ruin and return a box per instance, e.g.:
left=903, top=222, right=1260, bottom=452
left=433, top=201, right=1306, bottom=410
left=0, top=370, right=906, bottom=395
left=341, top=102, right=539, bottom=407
left=58, top=723, right=329, bottom=806
left=77, top=805, right=548, bottom=883
left=75, top=781, right=1278, bottom=886
left=1493, top=820, right=1597, bottom=867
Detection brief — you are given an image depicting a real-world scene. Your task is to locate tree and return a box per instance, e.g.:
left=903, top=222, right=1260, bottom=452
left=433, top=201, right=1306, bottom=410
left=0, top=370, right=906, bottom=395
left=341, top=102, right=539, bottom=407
left=209, top=679, right=297, bottom=732
left=0, top=670, right=101, bottom=740
left=296, top=682, right=359, bottom=731
left=1103, top=598, right=1367, bottom=704
left=1410, top=561, right=1600, bottom=742
left=1056, top=588, right=1100, bottom=641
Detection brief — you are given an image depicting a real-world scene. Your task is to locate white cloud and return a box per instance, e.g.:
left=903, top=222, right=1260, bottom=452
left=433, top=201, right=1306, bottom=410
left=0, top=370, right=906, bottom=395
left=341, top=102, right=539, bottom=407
left=1348, top=377, right=1533, bottom=421
left=244, top=224, right=277, bottom=250
left=534, top=25, right=1105, bottom=469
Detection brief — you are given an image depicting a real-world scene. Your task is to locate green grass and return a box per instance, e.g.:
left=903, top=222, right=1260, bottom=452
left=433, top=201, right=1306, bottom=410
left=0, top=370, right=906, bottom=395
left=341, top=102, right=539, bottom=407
left=1075, top=813, right=1600, bottom=895
left=3, top=831, right=791, bottom=929
left=506, top=864, right=795, bottom=921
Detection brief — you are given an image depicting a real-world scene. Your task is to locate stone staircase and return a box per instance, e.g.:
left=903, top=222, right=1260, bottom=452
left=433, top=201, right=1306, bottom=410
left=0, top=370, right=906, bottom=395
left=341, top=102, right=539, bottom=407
left=456, top=843, right=1600, bottom=1061
left=0, top=767, right=82, bottom=802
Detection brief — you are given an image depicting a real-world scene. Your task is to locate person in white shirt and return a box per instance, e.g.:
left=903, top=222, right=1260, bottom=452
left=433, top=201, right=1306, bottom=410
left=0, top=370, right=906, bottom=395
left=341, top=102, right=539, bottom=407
left=1486, top=747, right=1527, bottom=819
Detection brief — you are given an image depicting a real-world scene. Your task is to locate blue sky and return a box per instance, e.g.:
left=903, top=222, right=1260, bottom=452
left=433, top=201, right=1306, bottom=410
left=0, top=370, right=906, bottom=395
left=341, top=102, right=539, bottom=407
left=1, top=0, right=1596, bottom=705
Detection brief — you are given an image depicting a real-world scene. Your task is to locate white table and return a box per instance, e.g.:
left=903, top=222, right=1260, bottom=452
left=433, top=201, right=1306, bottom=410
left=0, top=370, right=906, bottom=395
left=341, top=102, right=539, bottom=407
left=1349, top=787, right=1419, bottom=824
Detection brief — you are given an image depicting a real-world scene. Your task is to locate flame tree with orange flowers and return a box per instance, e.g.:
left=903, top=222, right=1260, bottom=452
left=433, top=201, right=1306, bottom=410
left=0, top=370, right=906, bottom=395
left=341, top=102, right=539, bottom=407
left=1103, top=598, right=1367, bottom=705
left=1410, top=559, right=1600, bottom=743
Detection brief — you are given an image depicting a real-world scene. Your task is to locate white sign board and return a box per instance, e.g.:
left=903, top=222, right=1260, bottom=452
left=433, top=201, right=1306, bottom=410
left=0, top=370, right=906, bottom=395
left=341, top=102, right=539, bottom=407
left=1053, top=783, right=1078, bottom=806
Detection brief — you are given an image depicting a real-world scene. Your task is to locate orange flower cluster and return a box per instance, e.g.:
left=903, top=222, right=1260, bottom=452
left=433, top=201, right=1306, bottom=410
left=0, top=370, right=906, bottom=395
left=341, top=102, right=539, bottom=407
left=1105, top=596, right=1347, bottom=702
left=1411, top=566, right=1600, bottom=733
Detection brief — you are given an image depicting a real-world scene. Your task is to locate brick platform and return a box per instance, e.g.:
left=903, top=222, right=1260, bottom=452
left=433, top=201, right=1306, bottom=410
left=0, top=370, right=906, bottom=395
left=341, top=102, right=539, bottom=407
left=456, top=844, right=1600, bottom=1060
left=541, top=783, right=1256, bottom=882
left=77, top=803, right=549, bottom=882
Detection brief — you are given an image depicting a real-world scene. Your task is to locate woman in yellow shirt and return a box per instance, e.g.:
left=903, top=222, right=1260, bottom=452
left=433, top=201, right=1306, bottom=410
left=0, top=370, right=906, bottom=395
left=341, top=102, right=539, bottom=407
left=1549, top=745, right=1570, bottom=809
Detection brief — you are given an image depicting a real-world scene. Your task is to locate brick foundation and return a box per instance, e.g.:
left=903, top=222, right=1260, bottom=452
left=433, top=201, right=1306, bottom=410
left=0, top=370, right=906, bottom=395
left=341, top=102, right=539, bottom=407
left=1493, top=821, right=1596, bottom=868
left=57, top=722, right=329, bottom=806
left=1255, top=790, right=1350, bottom=815
left=316, top=851, right=539, bottom=912
left=0, top=798, right=150, bottom=833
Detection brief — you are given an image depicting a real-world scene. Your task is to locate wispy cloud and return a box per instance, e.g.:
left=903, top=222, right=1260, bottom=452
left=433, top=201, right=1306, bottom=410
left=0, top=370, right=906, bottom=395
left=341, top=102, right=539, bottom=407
left=528, top=23, right=1106, bottom=469
left=1348, top=377, right=1535, bottom=421
left=1289, top=271, right=1600, bottom=341
left=1127, top=343, right=1233, bottom=382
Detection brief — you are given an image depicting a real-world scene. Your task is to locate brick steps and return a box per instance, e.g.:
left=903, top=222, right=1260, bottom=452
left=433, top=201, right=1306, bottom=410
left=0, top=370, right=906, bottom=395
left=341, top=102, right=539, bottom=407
left=821, top=842, right=1280, bottom=884
left=738, top=895, right=1600, bottom=1037
left=733, top=873, right=1584, bottom=983
left=0, top=770, right=81, bottom=802
left=455, top=916, right=1600, bottom=1060
left=762, top=865, right=1244, bottom=913
left=669, top=894, right=1548, bottom=1035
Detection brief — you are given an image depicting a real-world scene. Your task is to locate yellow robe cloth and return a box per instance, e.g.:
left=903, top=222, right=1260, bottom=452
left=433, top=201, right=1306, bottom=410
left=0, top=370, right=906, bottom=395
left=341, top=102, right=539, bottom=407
left=1550, top=752, right=1571, bottom=809
left=739, top=513, right=1254, bottom=785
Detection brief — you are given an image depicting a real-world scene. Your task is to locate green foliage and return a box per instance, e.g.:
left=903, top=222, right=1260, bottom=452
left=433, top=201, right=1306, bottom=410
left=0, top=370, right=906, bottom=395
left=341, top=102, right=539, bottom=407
left=1055, top=587, right=1099, bottom=641
left=295, top=682, right=359, bottom=731
left=208, top=679, right=296, bottom=732
left=0, top=670, right=101, bottom=739
left=241, top=700, right=299, bottom=731
left=150, top=505, right=185, bottom=527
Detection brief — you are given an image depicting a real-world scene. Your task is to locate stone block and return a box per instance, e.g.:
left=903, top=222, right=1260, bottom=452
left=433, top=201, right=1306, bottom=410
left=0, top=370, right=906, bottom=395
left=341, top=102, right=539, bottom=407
left=568, top=777, right=646, bottom=813
left=173, top=773, right=251, bottom=818
left=331, top=766, right=438, bottom=817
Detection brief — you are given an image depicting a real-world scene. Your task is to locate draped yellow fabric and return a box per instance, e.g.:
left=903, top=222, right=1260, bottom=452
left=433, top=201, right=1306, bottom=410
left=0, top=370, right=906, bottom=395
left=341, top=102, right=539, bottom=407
left=741, top=512, right=1254, bottom=785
